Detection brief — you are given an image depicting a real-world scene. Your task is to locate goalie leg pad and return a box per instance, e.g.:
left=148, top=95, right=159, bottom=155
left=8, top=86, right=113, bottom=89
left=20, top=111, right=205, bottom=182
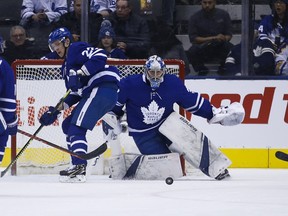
left=159, top=112, right=232, bottom=178
left=109, top=153, right=183, bottom=180
left=109, top=154, right=127, bottom=179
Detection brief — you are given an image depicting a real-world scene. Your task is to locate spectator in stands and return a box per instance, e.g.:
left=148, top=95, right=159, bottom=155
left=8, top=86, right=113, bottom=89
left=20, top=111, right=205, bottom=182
left=275, top=42, right=288, bottom=75
left=2, top=25, right=39, bottom=65
left=161, top=0, right=175, bottom=27
left=149, top=21, right=190, bottom=76
left=54, top=0, right=103, bottom=46
left=225, top=26, right=276, bottom=76
left=244, top=0, right=288, bottom=75
left=258, top=0, right=288, bottom=51
left=19, top=0, right=68, bottom=57
left=97, top=21, right=127, bottom=59
left=69, top=0, right=116, bottom=17
left=20, top=0, right=68, bottom=27
left=108, top=0, right=151, bottom=59
left=187, top=0, right=233, bottom=75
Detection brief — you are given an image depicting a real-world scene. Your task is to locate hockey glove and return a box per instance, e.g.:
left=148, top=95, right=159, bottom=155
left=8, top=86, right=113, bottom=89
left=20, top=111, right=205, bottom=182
left=7, top=115, right=18, bottom=136
left=39, top=106, right=61, bottom=126
left=68, top=69, right=82, bottom=92
left=208, top=102, right=245, bottom=126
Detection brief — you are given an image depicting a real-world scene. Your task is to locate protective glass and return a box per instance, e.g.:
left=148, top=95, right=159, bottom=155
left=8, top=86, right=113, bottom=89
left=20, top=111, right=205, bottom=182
left=49, top=38, right=65, bottom=52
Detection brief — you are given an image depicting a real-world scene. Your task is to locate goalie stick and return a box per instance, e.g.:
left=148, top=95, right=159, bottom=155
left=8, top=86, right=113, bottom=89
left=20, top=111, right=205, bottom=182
left=275, top=151, right=288, bottom=162
left=0, top=89, right=71, bottom=178
left=17, top=129, right=107, bottom=160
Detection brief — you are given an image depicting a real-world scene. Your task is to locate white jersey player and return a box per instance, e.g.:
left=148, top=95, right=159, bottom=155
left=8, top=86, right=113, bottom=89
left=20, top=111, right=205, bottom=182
left=69, top=0, right=116, bottom=17
left=20, top=0, right=68, bottom=26
left=104, top=55, right=245, bottom=180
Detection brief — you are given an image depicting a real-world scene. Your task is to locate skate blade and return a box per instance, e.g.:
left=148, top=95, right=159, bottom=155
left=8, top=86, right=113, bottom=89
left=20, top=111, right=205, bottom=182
left=59, top=175, right=87, bottom=183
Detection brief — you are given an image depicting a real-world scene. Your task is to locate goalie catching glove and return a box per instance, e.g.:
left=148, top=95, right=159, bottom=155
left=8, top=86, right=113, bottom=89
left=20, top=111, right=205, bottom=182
left=208, top=102, right=245, bottom=126
left=39, top=106, right=61, bottom=126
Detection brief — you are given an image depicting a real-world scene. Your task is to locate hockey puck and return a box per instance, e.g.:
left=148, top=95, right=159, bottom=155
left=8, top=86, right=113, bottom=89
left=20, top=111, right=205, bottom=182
left=165, top=177, right=174, bottom=185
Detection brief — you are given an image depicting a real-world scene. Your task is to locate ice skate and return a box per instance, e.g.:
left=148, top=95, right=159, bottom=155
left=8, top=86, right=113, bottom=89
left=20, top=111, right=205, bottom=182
left=215, top=169, right=230, bottom=180
left=59, top=164, right=87, bottom=183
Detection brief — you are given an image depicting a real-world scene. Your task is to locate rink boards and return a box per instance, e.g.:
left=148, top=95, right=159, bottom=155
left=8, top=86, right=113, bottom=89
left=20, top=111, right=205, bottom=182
left=2, top=77, right=288, bottom=169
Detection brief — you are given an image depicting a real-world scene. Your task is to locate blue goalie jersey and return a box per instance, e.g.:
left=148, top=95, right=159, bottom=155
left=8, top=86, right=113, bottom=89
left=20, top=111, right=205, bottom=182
left=112, top=74, right=213, bottom=136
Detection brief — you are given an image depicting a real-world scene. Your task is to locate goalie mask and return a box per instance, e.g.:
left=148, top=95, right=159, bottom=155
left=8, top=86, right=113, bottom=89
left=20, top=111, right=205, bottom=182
left=48, top=27, right=72, bottom=52
left=144, top=55, right=166, bottom=89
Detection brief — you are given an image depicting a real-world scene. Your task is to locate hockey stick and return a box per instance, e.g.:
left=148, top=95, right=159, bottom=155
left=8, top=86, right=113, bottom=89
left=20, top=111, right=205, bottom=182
left=275, top=151, right=288, bottom=162
left=0, top=89, right=71, bottom=178
left=17, top=129, right=107, bottom=160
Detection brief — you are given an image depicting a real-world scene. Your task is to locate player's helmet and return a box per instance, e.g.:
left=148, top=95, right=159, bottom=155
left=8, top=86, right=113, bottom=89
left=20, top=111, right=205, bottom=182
left=48, top=27, right=72, bottom=52
left=0, top=36, right=4, bottom=54
left=144, top=55, right=166, bottom=89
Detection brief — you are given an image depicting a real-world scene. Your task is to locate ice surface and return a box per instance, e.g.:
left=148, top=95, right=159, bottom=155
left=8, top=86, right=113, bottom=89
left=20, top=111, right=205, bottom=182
left=0, top=168, right=288, bottom=216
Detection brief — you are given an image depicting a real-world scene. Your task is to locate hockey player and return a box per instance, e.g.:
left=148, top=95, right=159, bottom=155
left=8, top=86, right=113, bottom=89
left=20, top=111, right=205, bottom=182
left=104, top=55, right=245, bottom=180
left=39, top=27, right=120, bottom=182
left=225, top=27, right=276, bottom=76
left=0, top=36, right=18, bottom=165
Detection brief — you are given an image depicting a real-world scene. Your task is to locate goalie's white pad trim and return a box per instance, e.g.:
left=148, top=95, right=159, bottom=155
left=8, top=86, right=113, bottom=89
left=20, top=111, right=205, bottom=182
left=102, top=112, right=122, bottom=135
left=109, top=153, right=183, bottom=180
left=209, top=102, right=245, bottom=126
left=159, top=112, right=232, bottom=178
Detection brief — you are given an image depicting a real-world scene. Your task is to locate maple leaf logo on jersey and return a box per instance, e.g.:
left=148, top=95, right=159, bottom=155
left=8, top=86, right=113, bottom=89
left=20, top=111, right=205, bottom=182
left=141, top=100, right=165, bottom=124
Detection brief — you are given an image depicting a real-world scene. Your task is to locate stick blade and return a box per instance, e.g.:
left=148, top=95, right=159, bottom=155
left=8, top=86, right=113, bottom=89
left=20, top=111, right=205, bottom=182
left=81, top=142, right=108, bottom=160
left=0, top=168, right=9, bottom=178
left=275, top=151, right=288, bottom=162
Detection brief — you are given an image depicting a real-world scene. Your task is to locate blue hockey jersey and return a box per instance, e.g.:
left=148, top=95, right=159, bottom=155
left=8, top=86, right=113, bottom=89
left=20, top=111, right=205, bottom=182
left=258, top=14, right=288, bottom=45
left=62, top=42, right=120, bottom=106
left=225, top=38, right=276, bottom=75
left=0, top=57, right=16, bottom=124
left=112, top=74, right=213, bottom=136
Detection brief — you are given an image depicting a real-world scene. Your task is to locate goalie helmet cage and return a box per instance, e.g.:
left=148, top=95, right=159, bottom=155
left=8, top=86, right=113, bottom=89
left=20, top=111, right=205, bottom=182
left=10, top=59, right=185, bottom=176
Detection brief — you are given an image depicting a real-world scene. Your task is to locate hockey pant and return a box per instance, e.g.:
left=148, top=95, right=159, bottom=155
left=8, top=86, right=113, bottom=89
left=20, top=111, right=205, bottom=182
left=62, top=86, right=118, bottom=165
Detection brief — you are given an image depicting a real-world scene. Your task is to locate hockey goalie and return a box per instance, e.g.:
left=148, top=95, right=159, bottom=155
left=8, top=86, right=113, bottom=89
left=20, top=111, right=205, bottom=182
left=102, top=55, right=245, bottom=181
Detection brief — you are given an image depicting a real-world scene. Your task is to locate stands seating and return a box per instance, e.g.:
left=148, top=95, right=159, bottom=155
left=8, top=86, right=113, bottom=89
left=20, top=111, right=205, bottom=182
left=0, top=0, right=22, bottom=40
left=175, top=4, right=271, bottom=35
left=175, top=4, right=271, bottom=75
